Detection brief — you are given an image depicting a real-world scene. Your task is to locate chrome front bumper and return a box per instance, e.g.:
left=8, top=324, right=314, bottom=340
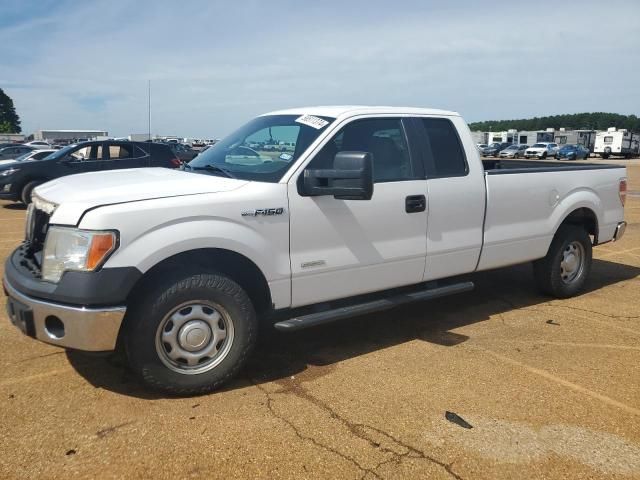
left=3, top=279, right=126, bottom=351
left=613, top=221, right=627, bottom=242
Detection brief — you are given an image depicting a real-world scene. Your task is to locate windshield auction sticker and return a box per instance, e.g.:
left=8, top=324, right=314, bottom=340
left=295, top=115, right=329, bottom=130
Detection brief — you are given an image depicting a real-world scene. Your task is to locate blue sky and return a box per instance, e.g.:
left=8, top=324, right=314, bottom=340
left=1, top=0, right=639, bottom=137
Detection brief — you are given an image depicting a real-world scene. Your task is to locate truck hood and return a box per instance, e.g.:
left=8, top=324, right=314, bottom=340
left=35, top=167, right=249, bottom=225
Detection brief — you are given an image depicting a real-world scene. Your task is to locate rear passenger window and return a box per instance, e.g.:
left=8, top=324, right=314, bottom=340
left=109, top=144, right=134, bottom=159
left=419, top=118, right=468, bottom=178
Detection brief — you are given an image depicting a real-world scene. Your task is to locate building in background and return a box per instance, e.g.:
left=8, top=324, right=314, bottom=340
left=0, top=133, right=25, bottom=143
left=29, top=129, right=108, bottom=143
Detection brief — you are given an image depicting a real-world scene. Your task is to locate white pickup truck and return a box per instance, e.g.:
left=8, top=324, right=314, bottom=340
left=3, top=106, right=628, bottom=394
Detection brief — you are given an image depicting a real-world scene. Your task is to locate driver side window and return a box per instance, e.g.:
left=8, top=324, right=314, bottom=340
left=71, top=145, right=104, bottom=161
left=309, top=118, right=414, bottom=183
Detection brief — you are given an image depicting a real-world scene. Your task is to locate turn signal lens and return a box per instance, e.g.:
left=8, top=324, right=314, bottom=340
left=619, top=179, right=627, bottom=206
left=87, top=233, right=116, bottom=270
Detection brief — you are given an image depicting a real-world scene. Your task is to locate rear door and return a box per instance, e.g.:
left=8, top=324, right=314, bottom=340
left=104, top=142, right=149, bottom=169
left=408, top=116, right=486, bottom=281
left=288, top=116, right=428, bottom=307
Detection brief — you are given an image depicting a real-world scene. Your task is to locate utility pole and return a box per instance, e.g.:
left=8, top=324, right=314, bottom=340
left=148, top=80, right=151, bottom=141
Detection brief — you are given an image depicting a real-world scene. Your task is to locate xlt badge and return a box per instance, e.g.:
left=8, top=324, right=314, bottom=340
left=241, top=207, right=285, bottom=217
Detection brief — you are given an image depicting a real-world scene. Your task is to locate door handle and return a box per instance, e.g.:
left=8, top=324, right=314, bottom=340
left=405, top=195, right=426, bottom=213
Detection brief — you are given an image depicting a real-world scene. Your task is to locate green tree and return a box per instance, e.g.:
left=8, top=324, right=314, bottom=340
left=468, top=113, right=640, bottom=132
left=0, top=88, right=22, bottom=133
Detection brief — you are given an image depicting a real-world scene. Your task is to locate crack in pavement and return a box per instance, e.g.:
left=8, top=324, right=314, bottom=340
left=13, top=351, right=64, bottom=364
left=253, top=382, right=382, bottom=479
left=543, top=303, right=640, bottom=320
left=96, top=421, right=136, bottom=439
left=252, top=378, right=463, bottom=480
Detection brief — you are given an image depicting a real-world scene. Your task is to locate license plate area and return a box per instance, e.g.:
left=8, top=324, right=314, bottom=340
left=6, top=296, right=36, bottom=337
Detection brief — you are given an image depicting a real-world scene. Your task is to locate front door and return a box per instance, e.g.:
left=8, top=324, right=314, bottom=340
left=288, top=117, right=428, bottom=307
left=60, top=143, right=106, bottom=175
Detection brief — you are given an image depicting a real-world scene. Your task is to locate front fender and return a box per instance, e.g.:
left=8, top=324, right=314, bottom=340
left=78, top=186, right=291, bottom=308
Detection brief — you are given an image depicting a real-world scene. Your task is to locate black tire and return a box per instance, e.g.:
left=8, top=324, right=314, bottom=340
left=533, top=225, right=592, bottom=298
left=124, top=272, right=257, bottom=395
left=542, top=152, right=547, bottom=159
left=21, top=180, right=43, bottom=205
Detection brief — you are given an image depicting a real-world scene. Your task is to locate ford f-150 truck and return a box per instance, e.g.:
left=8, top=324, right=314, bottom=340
left=3, top=106, right=628, bottom=394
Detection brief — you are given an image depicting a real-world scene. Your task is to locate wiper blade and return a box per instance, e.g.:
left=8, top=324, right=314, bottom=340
left=188, top=164, right=235, bottom=178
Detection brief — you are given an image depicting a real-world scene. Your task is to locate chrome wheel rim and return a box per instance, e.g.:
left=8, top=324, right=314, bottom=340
left=560, top=241, right=585, bottom=284
left=155, top=301, right=234, bottom=375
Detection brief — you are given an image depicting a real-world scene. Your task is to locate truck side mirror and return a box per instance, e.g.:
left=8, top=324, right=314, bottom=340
left=302, top=151, right=374, bottom=200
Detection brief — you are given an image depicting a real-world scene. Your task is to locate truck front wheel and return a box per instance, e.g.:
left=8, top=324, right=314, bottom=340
left=533, top=225, right=592, bottom=298
left=124, top=272, right=257, bottom=395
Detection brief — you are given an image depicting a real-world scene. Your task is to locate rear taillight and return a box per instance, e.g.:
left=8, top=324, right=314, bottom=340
left=170, top=158, right=182, bottom=167
left=619, top=179, right=627, bottom=206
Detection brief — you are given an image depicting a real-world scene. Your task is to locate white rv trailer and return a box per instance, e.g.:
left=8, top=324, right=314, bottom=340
left=594, top=128, right=640, bottom=159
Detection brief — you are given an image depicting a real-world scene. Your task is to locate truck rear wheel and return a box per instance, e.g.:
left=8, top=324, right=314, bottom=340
left=124, top=272, right=257, bottom=395
left=533, top=225, right=592, bottom=298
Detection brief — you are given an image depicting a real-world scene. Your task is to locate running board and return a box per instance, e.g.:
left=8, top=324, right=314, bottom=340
left=274, top=281, right=474, bottom=332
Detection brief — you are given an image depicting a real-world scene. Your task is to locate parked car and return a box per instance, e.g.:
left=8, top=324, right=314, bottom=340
left=0, top=145, right=35, bottom=160
left=555, top=144, right=590, bottom=160
left=524, top=142, right=559, bottom=159
left=498, top=144, right=528, bottom=159
left=0, top=140, right=180, bottom=204
left=482, top=142, right=512, bottom=157
left=0, top=142, right=23, bottom=149
left=0, top=149, right=57, bottom=167
left=2, top=106, right=628, bottom=394
left=168, top=143, right=199, bottom=163
left=24, top=141, right=51, bottom=149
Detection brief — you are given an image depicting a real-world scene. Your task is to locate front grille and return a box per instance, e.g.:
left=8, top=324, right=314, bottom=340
left=24, top=206, right=50, bottom=270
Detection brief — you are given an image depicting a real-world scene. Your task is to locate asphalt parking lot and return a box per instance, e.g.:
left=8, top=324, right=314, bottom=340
left=1, top=161, right=639, bottom=480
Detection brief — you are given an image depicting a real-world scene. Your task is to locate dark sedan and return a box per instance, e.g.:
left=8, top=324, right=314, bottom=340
left=555, top=144, right=590, bottom=160
left=0, top=145, right=35, bottom=160
left=168, top=143, right=199, bottom=163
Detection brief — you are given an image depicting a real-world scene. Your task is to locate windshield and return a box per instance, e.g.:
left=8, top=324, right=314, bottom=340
left=488, top=143, right=501, bottom=148
left=560, top=145, right=575, bottom=150
left=186, top=114, right=334, bottom=182
left=531, top=143, right=546, bottom=148
left=504, top=146, right=518, bottom=150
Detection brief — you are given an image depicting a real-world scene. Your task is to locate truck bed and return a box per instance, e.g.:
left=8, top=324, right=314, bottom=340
left=477, top=159, right=626, bottom=272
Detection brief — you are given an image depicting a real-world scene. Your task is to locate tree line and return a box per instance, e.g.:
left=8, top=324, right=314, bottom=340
left=468, top=113, right=640, bottom=132
left=0, top=88, right=22, bottom=133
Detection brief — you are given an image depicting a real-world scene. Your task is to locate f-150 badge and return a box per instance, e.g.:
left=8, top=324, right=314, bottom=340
left=241, top=208, right=285, bottom=217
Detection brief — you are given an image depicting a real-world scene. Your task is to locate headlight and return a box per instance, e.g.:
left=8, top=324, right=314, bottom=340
left=0, top=168, right=19, bottom=177
left=41, top=227, right=118, bottom=283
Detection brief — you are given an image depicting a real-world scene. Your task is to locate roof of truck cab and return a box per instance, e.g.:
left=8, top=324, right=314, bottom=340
left=262, top=106, right=459, bottom=118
